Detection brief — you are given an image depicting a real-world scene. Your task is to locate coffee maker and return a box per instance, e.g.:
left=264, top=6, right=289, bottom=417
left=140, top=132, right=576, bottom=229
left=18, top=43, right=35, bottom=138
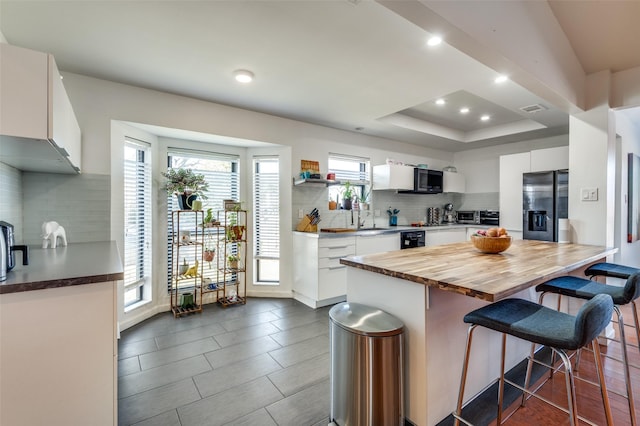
left=0, top=221, right=29, bottom=281
left=443, top=203, right=456, bottom=224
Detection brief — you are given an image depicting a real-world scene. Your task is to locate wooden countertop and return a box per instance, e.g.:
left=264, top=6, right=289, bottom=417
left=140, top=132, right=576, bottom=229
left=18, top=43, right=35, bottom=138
left=0, top=241, right=124, bottom=294
left=340, top=239, right=617, bottom=302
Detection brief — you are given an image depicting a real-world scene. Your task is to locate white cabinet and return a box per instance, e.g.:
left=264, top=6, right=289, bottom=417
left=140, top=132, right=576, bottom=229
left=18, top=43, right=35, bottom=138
left=443, top=171, right=466, bottom=193
left=293, top=233, right=355, bottom=308
left=499, top=152, right=530, bottom=231
left=1, top=281, right=117, bottom=425
left=0, top=44, right=81, bottom=174
left=426, top=228, right=466, bottom=246
left=373, top=164, right=414, bottom=190
left=355, top=232, right=400, bottom=255
left=530, top=146, right=569, bottom=172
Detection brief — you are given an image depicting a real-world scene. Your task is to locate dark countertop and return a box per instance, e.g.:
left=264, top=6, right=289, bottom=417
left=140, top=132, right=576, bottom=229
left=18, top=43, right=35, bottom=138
left=0, top=241, right=124, bottom=294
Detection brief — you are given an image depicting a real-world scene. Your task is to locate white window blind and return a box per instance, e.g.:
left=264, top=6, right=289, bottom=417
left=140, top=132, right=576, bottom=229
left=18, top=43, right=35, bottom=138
left=166, top=149, right=240, bottom=290
left=123, top=139, right=152, bottom=307
left=328, top=154, right=370, bottom=203
left=253, top=157, right=280, bottom=283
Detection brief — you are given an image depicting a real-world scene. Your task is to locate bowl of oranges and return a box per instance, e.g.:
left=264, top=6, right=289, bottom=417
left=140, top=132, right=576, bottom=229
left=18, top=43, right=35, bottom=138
left=471, top=227, right=512, bottom=254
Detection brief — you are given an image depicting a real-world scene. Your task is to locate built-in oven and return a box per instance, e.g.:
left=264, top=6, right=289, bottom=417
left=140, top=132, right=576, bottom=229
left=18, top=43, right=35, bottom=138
left=479, top=210, right=500, bottom=226
left=400, top=230, right=426, bottom=249
left=456, top=210, right=480, bottom=224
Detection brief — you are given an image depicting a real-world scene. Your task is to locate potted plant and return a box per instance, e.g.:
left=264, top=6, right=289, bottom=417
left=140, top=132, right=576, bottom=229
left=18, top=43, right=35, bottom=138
left=341, top=181, right=354, bottom=210
left=202, top=208, right=218, bottom=228
left=227, top=254, right=240, bottom=270
left=178, top=258, right=189, bottom=275
left=161, top=168, right=209, bottom=210
left=359, top=188, right=370, bottom=210
left=203, top=246, right=215, bottom=263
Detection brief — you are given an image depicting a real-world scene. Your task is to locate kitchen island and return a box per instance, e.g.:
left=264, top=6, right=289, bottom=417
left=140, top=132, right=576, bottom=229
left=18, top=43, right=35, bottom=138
left=0, top=241, right=123, bottom=426
left=340, top=239, right=616, bottom=426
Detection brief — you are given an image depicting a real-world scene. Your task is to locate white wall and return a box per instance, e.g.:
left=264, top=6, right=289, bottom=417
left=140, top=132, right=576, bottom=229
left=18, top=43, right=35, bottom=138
left=614, top=109, right=640, bottom=268
left=453, top=134, right=569, bottom=193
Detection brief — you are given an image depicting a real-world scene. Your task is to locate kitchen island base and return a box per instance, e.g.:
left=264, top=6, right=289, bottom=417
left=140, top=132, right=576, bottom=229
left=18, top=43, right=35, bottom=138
left=346, top=267, right=537, bottom=426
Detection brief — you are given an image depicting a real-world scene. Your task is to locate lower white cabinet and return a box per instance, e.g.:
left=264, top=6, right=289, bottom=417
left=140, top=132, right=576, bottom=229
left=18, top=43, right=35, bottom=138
left=0, top=281, right=117, bottom=425
left=426, top=228, right=466, bottom=246
left=355, top=232, right=400, bottom=255
left=293, top=233, right=355, bottom=308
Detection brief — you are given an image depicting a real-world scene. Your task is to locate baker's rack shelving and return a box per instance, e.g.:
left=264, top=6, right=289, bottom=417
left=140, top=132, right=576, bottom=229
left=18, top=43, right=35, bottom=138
left=216, top=208, right=247, bottom=307
left=170, top=210, right=204, bottom=317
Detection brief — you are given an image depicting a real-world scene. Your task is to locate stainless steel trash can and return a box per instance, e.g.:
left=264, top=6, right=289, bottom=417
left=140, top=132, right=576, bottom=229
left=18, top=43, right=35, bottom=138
left=329, top=302, right=405, bottom=426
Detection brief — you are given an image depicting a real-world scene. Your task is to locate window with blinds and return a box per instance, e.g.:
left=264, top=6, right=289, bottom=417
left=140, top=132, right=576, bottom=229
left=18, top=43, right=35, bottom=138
left=253, top=157, right=280, bottom=284
left=327, top=154, right=370, bottom=204
left=166, top=149, right=240, bottom=291
left=123, top=140, right=152, bottom=307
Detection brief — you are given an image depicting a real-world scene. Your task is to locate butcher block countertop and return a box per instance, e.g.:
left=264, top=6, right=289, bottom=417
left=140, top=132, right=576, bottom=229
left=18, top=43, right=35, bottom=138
left=340, top=239, right=616, bottom=302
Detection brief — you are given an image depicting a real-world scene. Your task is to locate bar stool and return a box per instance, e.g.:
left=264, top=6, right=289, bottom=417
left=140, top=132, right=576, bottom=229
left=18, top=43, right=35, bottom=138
left=585, top=262, right=640, bottom=350
left=453, top=294, right=614, bottom=426
left=535, top=271, right=640, bottom=425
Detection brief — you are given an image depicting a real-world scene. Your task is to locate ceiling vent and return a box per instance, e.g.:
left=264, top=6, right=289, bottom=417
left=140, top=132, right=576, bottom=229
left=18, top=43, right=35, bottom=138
left=519, top=104, right=548, bottom=114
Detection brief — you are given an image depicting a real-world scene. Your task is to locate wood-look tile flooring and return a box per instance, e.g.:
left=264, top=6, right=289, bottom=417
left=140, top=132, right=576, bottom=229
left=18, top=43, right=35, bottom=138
left=119, top=298, right=640, bottom=426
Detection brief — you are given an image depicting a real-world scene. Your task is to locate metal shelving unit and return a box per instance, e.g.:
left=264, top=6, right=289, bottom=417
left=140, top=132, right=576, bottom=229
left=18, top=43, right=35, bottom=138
left=170, top=210, right=204, bottom=317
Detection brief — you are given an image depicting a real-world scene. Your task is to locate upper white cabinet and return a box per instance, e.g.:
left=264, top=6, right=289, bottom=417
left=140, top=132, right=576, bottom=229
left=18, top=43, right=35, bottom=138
left=499, top=152, right=530, bottom=231
left=0, top=44, right=81, bottom=173
left=530, top=146, right=569, bottom=172
left=372, top=164, right=413, bottom=191
left=443, top=171, right=466, bottom=193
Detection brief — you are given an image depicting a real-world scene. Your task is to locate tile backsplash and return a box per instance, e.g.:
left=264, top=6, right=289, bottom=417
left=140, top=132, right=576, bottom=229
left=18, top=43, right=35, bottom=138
left=0, top=163, right=24, bottom=243
left=292, top=185, right=499, bottom=230
left=22, top=172, right=110, bottom=246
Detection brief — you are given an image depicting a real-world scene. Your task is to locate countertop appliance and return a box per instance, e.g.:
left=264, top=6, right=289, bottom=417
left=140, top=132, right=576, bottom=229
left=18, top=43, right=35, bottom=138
left=456, top=210, right=480, bottom=224
left=0, top=221, right=29, bottom=281
left=400, top=230, right=425, bottom=249
left=523, top=170, right=568, bottom=242
left=443, top=203, right=456, bottom=224
left=479, top=210, right=500, bottom=226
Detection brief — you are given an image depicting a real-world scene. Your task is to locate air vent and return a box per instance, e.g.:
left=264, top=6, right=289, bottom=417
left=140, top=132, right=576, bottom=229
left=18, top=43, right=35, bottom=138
left=519, top=104, right=548, bottom=114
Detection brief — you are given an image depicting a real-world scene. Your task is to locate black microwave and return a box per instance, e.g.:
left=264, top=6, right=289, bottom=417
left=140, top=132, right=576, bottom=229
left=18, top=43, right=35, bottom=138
left=414, top=168, right=443, bottom=193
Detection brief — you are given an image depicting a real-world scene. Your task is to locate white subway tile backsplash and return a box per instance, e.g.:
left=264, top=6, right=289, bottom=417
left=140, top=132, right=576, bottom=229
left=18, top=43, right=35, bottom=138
left=22, top=172, right=110, bottom=246
left=0, top=162, right=24, bottom=243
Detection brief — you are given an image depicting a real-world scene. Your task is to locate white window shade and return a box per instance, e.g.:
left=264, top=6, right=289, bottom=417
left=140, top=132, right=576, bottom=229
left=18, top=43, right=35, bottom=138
left=253, top=157, right=280, bottom=283
left=123, top=140, right=152, bottom=307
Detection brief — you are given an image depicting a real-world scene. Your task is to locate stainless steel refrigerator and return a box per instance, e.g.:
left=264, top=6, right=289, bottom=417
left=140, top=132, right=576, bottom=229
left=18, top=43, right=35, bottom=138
left=523, top=170, right=568, bottom=242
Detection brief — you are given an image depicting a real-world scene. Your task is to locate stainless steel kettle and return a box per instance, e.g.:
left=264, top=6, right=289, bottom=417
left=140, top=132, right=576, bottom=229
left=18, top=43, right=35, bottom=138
left=0, top=221, right=29, bottom=281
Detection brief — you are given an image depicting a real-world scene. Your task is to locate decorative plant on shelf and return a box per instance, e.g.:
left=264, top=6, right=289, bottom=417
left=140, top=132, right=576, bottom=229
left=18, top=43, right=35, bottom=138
left=227, top=254, right=240, bottom=270
left=202, top=208, right=218, bottom=227
left=341, top=181, right=354, bottom=210
left=178, top=258, right=189, bottom=275
left=359, top=188, right=370, bottom=210
left=161, top=168, right=209, bottom=210
left=203, top=246, right=215, bottom=266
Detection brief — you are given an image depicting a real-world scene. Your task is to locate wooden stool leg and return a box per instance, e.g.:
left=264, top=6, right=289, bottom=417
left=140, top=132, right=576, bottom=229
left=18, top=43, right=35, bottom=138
left=556, top=348, right=578, bottom=426
left=454, top=325, right=477, bottom=426
left=615, top=307, right=637, bottom=426
left=497, top=333, right=507, bottom=425
left=592, top=338, right=614, bottom=426
left=521, top=342, right=536, bottom=407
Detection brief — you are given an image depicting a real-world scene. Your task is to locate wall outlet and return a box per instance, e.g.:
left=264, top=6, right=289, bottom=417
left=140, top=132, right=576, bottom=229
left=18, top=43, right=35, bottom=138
left=581, top=187, right=598, bottom=201
left=298, top=208, right=304, bottom=219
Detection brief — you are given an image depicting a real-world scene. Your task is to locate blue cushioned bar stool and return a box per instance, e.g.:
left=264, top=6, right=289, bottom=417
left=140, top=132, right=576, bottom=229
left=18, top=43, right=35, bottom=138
left=585, top=262, right=640, bottom=351
left=453, top=294, right=614, bottom=426
left=535, top=271, right=640, bottom=426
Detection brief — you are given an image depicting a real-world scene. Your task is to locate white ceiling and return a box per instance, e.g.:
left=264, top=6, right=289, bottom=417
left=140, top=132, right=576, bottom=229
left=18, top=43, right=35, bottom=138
left=0, top=0, right=637, bottom=152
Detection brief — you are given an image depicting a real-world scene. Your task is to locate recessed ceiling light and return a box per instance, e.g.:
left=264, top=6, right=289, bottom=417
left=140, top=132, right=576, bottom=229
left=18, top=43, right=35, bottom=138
left=233, top=69, right=254, bottom=83
left=427, top=36, right=442, bottom=46
left=494, top=75, right=508, bottom=84
left=480, top=115, right=491, bottom=121
left=435, top=99, right=446, bottom=105
left=459, top=107, right=470, bottom=114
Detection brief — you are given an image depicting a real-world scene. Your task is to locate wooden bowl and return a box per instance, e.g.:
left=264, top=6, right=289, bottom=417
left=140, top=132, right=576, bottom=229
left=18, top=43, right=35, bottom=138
left=471, top=235, right=512, bottom=254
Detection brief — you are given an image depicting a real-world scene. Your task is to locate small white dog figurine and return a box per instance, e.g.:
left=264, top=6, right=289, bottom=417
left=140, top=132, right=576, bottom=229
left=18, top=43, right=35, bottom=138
left=42, top=221, right=68, bottom=249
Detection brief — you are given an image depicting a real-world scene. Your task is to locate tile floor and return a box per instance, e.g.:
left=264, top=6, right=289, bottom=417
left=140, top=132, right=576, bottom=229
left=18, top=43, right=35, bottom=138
left=118, top=298, right=334, bottom=426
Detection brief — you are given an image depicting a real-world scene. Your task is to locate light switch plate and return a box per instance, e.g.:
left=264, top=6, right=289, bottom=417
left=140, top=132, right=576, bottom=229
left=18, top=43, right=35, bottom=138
left=298, top=208, right=304, bottom=219
left=581, top=187, right=598, bottom=201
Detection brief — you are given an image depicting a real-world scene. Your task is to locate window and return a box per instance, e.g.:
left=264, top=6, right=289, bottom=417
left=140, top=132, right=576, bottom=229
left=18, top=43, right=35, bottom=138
left=327, top=154, right=370, bottom=205
left=166, top=149, right=239, bottom=291
left=253, top=156, right=280, bottom=283
left=123, top=139, right=152, bottom=308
